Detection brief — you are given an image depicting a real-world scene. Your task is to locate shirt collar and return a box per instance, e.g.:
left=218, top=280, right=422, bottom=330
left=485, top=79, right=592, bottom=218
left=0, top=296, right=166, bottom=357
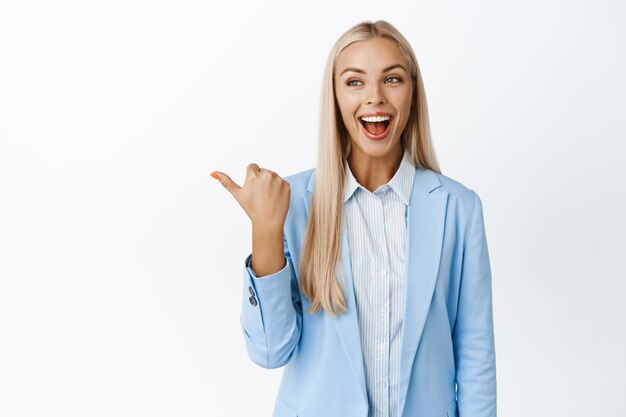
left=343, top=150, right=416, bottom=205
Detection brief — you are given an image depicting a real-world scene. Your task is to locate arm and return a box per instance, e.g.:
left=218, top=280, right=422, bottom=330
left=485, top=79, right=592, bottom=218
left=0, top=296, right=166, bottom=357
left=239, top=232, right=302, bottom=369
left=452, top=191, right=497, bottom=417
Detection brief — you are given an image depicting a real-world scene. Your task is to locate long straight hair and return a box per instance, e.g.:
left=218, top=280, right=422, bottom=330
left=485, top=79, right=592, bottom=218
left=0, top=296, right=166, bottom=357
left=299, top=20, right=441, bottom=318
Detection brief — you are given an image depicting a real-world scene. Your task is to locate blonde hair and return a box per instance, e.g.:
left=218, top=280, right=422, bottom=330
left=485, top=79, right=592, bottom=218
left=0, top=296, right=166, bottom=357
left=299, top=20, right=441, bottom=318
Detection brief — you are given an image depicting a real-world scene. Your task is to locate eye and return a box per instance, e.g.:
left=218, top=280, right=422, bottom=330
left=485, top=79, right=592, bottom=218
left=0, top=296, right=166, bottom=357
left=345, top=76, right=402, bottom=87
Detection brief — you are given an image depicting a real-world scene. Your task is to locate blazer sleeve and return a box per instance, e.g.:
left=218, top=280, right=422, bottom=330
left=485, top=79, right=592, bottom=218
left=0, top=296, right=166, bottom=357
left=452, top=190, right=497, bottom=417
left=239, top=233, right=303, bottom=369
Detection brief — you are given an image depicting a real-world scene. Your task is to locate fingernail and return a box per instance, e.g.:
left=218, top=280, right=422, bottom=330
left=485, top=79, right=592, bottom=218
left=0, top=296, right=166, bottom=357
left=210, top=171, right=220, bottom=179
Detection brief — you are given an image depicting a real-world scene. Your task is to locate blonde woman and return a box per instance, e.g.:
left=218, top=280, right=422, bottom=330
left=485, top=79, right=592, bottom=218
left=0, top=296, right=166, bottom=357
left=211, top=20, right=497, bottom=417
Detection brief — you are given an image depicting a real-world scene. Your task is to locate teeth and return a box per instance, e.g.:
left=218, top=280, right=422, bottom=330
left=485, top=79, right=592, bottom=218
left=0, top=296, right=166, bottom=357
left=360, top=115, right=391, bottom=122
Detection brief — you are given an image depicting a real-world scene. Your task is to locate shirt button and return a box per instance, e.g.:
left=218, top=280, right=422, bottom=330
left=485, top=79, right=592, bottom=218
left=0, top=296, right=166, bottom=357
left=377, top=343, right=385, bottom=351
left=380, top=269, right=387, bottom=277
left=378, top=305, right=386, bottom=314
left=378, top=381, right=387, bottom=389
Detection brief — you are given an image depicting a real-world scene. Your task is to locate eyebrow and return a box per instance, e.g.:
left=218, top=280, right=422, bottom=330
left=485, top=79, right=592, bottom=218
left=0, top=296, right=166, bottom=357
left=339, top=63, right=407, bottom=77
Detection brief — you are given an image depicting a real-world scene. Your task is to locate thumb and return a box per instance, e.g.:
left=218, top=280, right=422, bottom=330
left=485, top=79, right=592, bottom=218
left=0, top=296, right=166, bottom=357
left=210, top=171, right=241, bottom=198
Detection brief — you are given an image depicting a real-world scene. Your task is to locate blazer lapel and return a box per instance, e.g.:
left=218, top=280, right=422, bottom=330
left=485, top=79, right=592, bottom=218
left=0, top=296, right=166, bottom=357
left=305, top=167, right=449, bottom=416
left=397, top=167, right=448, bottom=417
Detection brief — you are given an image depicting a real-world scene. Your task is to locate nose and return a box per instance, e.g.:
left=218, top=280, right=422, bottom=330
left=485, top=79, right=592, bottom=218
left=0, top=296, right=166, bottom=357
left=366, top=83, right=387, bottom=105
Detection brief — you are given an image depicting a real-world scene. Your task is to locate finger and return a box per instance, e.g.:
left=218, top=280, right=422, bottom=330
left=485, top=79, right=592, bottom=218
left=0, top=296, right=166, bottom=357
left=254, top=165, right=277, bottom=177
left=246, top=163, right=261, bottom=177
left=211, top=171, right=241, bottom=196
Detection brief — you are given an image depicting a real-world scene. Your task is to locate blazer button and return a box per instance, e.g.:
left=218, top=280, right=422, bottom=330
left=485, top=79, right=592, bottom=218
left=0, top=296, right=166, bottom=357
left=248, top=286, right=255, bottom=296
left=249, top=295, right=257, bottom=306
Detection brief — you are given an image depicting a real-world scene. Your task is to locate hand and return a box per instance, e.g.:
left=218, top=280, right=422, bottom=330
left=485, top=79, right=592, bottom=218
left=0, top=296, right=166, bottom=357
left=211, top=164, right=290, bottom=230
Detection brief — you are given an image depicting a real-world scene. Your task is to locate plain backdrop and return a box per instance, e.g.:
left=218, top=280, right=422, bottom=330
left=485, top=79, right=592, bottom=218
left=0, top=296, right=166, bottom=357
left=1, top=1, right=625, bottom=416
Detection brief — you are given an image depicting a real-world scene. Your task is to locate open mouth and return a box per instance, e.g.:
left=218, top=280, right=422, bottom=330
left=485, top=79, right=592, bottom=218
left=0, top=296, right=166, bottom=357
left=359, top=116, right=392, bottom=136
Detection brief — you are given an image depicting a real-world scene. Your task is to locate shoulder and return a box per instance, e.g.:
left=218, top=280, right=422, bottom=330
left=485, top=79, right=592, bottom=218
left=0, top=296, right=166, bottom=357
left=281, top=168, right=315, bottom=233
left=283, top=167, right=315, bottom=195
left=431, top=170, right=485, bottom=223
left=435, top=171, right=477, bottom=200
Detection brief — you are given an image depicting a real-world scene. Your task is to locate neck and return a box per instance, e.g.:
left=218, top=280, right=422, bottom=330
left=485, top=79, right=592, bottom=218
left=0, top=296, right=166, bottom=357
left=347, top=145, right=404, bottom=192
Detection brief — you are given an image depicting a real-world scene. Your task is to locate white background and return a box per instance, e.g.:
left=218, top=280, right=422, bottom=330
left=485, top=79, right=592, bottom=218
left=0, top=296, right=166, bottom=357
left=1, top=1, right=625, bottom=416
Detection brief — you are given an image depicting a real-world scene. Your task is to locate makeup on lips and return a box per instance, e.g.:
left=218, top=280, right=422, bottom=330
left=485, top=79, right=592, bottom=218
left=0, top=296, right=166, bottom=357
left=359, top=112, right=393, bottom=141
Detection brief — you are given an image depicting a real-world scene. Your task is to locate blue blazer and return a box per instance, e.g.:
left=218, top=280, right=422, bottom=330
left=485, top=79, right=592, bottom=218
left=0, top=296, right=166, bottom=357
left=240, top=166, right=497, bottom=417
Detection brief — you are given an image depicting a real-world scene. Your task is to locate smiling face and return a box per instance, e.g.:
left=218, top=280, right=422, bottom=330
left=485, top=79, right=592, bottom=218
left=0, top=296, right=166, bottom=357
left=334, top=37, right=414, bottom=163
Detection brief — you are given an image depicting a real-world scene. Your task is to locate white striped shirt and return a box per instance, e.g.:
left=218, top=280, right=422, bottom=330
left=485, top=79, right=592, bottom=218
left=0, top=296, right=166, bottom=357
left=343, top=150, right=416, bottom=417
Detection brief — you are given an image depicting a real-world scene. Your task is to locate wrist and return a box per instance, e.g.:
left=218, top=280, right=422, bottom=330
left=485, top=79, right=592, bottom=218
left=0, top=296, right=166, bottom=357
left=252, top=222, right=284, bottom=236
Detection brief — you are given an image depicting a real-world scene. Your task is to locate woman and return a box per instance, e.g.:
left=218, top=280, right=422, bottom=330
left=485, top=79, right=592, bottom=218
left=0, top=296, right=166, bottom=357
left=211, top=20, right=497, bottom=417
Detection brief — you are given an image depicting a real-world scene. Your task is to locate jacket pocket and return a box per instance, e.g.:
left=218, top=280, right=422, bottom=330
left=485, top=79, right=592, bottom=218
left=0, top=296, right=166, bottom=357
left=446, top=398, right=458, bottom=417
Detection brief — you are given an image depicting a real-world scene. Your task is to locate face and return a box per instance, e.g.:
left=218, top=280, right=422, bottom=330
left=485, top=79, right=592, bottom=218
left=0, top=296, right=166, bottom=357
left=334, top=37, right=414, bottom=161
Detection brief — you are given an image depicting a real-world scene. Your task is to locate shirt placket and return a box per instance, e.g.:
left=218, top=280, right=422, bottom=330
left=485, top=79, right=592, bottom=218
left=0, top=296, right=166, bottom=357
left=373, top=191, right=390, bottom=417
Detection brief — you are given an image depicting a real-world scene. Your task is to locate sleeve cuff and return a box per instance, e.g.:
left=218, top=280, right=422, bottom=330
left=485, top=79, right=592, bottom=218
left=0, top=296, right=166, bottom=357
left=245, top=253, right=288, bottom=280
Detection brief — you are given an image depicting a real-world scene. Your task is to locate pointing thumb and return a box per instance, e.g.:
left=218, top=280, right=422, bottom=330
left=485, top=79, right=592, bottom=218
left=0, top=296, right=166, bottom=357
left=210, top=170, right=241, bottom=196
